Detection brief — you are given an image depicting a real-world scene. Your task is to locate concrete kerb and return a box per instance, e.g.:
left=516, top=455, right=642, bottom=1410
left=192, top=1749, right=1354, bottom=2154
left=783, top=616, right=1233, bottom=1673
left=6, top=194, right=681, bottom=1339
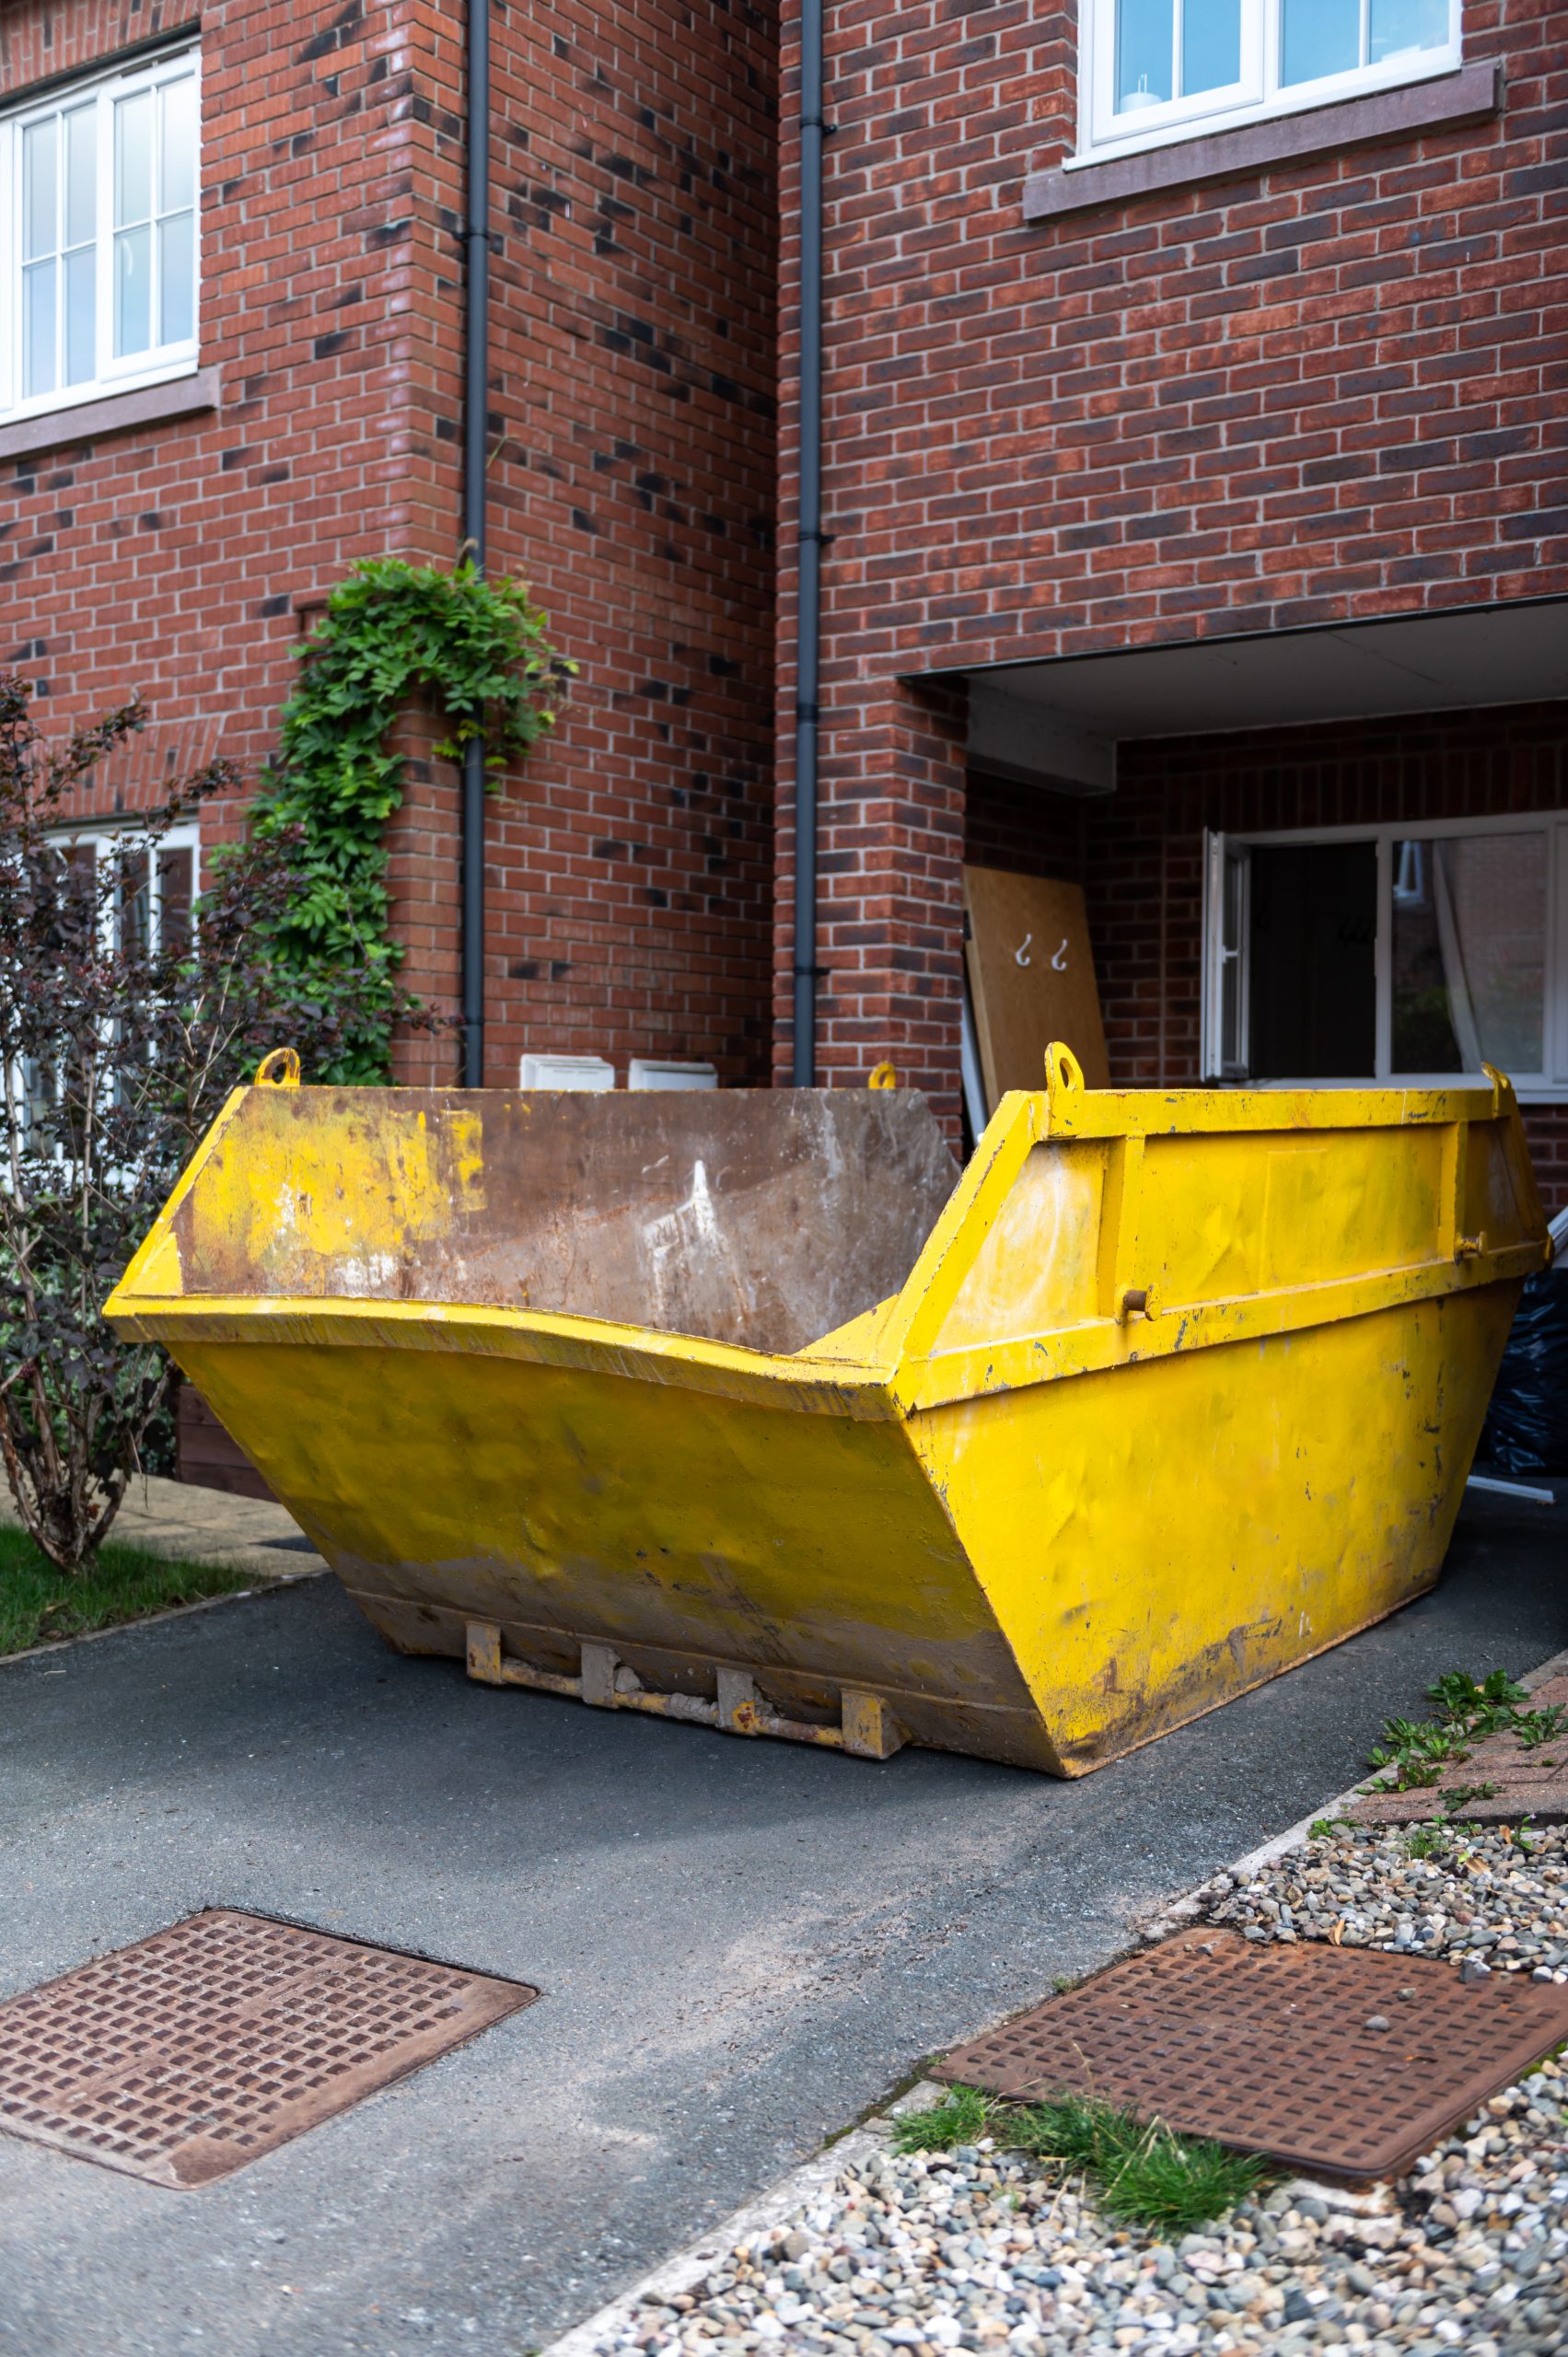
left=539, top=1639, right=1568, bottom=2357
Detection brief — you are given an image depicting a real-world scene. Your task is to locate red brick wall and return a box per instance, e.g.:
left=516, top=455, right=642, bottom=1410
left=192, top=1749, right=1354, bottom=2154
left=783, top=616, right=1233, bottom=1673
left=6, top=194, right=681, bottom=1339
left=776, top=0, right=1568, bottom=1116
left=3, top=0, right=778, bottom=1086
left=965, top=770, right=1087, bottom=883
left=407, top=0, right=781, bottom=1082
left=2, top=0, right=429, bottom=848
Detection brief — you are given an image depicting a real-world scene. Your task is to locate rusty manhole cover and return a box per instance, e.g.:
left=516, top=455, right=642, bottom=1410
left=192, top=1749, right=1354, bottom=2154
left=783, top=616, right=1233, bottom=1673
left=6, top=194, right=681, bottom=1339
left=0, top=1910, right=537, bottom=2187
left=936, top=1927, right=1568, bottom=2182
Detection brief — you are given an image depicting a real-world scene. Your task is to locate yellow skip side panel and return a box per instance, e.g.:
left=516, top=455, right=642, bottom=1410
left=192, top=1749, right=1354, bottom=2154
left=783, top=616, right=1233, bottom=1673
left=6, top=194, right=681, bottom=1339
left=911, top=1283, right=1520, bottom=1772
left=173, top=1335, right=1058, bottom=1769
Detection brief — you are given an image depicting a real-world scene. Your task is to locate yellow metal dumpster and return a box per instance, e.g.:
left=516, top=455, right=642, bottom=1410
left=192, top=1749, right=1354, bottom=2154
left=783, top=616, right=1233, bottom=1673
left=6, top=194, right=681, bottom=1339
left=106, top=1045, right=1551, bottom=1775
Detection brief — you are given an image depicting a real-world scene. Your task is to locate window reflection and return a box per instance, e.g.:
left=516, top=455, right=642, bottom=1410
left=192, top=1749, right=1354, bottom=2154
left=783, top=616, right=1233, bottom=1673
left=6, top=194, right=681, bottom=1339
left=1117, top=0, right=1173, bottom=109
left=1391, top=835, right=1546, bottom=1076
left=1281, top=0, right=1360, bottom=84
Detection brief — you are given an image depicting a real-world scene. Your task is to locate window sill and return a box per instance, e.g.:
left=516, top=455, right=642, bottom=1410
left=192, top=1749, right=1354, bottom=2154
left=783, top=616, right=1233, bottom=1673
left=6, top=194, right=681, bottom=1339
left=1023, top=58, right=1502, bottom=226
left=0, top=366, right=219, bottom=466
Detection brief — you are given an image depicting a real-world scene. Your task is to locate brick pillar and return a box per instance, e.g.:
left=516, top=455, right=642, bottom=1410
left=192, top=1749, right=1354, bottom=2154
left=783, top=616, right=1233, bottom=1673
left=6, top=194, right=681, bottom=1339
left=774, top=673, right=969, bottom=1133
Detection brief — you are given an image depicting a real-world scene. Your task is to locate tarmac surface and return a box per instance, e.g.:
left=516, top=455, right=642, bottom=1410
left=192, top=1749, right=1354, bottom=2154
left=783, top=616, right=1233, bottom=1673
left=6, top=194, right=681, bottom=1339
left=2, top=1481, right=1564, bottom=2357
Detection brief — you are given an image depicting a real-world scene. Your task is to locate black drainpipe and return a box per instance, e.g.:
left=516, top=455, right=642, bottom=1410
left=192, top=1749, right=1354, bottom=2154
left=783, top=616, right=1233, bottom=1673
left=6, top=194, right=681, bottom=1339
left=791, top=0, right=824, bottom=1086
left=460, top=0, right=491, bottom=1087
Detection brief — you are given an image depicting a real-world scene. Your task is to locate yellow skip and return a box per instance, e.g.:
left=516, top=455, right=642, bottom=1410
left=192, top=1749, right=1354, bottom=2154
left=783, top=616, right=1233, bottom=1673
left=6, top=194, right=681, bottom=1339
left=106, top=1047, right=1549, bottom=1774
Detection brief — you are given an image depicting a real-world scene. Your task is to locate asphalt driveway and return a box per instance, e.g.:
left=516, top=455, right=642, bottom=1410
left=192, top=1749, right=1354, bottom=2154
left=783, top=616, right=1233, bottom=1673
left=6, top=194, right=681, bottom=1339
left=2, top=1483, right=1564, bottom=2357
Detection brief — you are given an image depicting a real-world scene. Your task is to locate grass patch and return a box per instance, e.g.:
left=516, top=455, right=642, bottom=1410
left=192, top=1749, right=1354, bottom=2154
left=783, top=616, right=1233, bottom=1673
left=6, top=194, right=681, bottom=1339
left=893, top=2085, right=992, bottom=2152
left=0, top=1524, right=256, bottom=1656
left=891, top=2086, right=1268, bottom=2235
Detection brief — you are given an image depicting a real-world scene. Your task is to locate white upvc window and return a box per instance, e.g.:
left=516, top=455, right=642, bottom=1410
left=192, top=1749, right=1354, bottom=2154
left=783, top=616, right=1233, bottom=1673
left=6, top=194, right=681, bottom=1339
left=11, top=822, right=200, bottom=1136
left=0, top=44, right=200, bottom=424
left=1078, top=0, right=1461, bottom=164
left=1202, top=811, right=1568, bottom=1102
left=69, top=821, right=202, bottom=956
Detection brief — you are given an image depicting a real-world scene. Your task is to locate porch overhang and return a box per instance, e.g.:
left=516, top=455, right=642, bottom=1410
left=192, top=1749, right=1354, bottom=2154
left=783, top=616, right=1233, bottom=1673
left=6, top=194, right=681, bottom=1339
left=918, top=598, right=1568, bottom=797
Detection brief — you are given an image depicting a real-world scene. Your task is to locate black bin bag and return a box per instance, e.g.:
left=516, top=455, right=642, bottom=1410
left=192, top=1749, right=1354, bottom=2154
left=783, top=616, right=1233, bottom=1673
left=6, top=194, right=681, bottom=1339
left=1482, top=1264, right=1568, bottom=1477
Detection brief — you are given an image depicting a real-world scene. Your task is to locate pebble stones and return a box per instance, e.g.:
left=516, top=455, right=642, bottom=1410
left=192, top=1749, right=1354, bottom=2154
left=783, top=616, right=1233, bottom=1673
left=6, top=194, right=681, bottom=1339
left=590, top=1821, right=1568, bottom=2357
left=598, top=2064, right=1565, bottom=2357
left=599, top=2060, right=1568, bottom=2357
left=1202, top=1822, right=1568, bottom=1981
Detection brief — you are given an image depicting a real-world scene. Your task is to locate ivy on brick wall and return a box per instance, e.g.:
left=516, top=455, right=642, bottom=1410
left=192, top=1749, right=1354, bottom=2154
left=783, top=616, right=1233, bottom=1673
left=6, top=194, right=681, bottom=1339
left=249, top=557, right=571, bottom=1083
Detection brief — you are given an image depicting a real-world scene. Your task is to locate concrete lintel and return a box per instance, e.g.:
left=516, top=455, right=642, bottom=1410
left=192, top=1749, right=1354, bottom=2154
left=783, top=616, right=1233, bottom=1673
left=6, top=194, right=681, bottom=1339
left=968, top=678, right=1116, bottom=795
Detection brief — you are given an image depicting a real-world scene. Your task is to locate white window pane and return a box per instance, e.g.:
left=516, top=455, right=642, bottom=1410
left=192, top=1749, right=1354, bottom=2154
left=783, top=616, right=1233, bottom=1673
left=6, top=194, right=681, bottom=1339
left=1116, top=0, right=1173, bottom=109
left=64, top=249, right=97, bottom=383
left=159, top=76, right=197, bottom=212
left=1181, top=0, right=1241, bottom=96
left=115, top=225, right=153, bottom=354
left=23, top=119, right=58, bottom=262
left=1280, top=0, right=1361, bottom=84
left=64, top=104, right=97, bottom=248
left=24, top=261, right=58, bottom=398
left=1390, top=835, right=1546, bottom=1076
left=1369, top=0, right=1449, bottom=62
left=158, top=214, right=195, bottom=344
left=115, top=89, right=154, bottom=226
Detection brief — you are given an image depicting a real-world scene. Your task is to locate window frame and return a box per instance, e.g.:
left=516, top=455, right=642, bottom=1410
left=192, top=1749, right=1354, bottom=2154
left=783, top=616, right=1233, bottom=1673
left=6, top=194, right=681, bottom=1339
left=0, top=41, right=201, bottom=427
left=1075, top=0, right=1463, bottom=168
left=59, top=818, right=203, bottom=954
left=6, top=818, right=202, bottom=1144
left=1201, top=808, right=1568, bottom=1101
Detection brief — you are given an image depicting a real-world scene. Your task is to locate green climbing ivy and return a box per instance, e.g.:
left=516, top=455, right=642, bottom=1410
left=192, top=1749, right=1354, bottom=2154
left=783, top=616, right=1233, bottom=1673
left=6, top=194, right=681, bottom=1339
left=248, top=556, right=571, bottom=1082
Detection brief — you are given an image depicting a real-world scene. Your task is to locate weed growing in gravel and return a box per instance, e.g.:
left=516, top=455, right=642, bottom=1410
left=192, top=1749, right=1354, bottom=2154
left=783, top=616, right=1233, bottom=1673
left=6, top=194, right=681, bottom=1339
left=1010, top=2098, right=1269, bottom=2236
left=892, top=2086, right=992, bottom=2152
left=892, top=2089, right=1267, bottom=2233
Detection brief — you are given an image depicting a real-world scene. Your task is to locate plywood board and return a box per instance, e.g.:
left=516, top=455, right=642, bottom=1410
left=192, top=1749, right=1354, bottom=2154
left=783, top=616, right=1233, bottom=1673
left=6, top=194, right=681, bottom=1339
left=963, top=865, right=1109, bottom=1103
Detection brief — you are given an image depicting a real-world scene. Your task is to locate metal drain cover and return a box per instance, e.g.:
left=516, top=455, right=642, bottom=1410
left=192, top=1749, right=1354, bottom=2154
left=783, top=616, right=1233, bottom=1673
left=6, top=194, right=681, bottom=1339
left=0, top=1910, right=537, bottom=2187
left=936, top=1927, right=1568, bottom=2182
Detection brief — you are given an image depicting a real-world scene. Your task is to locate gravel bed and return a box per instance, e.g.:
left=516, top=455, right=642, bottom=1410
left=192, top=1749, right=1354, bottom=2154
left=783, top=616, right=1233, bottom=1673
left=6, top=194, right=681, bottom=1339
left=1202, top=1821, right=1568, bottom=1980
left=601, top=2064, right=1568, bottom=2357
left=589, top=1822, right=1568, bottom=2357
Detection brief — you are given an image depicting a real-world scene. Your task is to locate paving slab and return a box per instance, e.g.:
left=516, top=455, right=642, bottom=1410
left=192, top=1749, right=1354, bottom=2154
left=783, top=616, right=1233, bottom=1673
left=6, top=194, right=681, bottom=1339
left=0, top=1481, right=1564, bottom=2357
left=1349, top=1666, right=1568, bottom=1825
